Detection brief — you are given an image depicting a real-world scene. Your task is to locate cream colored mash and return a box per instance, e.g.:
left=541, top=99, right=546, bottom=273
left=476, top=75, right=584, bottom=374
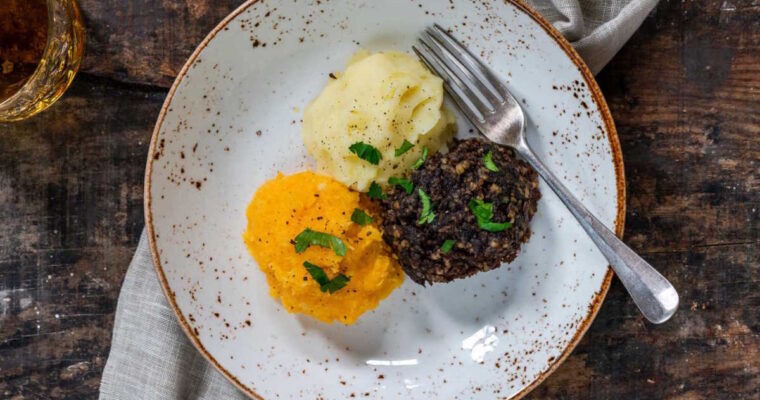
left=302, top=50, right=456, bottom=191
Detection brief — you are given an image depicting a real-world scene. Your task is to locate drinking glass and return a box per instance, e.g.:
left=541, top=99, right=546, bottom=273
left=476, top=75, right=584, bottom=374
left=0, top=0, right=84, bottom=122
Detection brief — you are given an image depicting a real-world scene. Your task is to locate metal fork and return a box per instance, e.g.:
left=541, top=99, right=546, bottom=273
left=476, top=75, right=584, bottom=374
left=414, top=25, right=679, bottom=324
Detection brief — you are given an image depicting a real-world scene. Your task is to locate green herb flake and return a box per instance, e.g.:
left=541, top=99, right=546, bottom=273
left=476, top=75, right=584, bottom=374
left=303, top=261, right=351, bottom=294
left=394, top=139, right=414, bottom=157
left=350, top=208, right=373, bottom=226
left=366, top=182, right=387, bottom=200
left=293, top=228, right=347, bottom=256
left=478, top=220, right=512, bottom=232
left=469, top=198, right=494, bottom=221
left=441, top=239, right=456, bottom=254
left=468, top=198, right=512, bottom=232
left=303, top=261, right=329, bottom=286
left=349, top=142, right=382, bottom=165
left=483, top=150, right=499, bottom=172
left=388, top=177, right=413, bottom=194
left=322, top=274, right=351, bottom=293
left=412, top=145, right=428, bottom=170
left=417, top=188, right=435, bottom=225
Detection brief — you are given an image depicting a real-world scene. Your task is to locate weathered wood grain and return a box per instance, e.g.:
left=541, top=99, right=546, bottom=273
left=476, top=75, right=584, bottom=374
left=0, top=76, right=165, bottom=398
left=78, top=0, right=245, bottom=88
left=0, top=0, right=757, bottom=399
left=529, top=1, right=760, bottom=399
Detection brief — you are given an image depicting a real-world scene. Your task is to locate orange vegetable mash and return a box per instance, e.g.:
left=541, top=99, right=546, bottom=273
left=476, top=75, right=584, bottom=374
left=243, top=171, right=404, bottom=324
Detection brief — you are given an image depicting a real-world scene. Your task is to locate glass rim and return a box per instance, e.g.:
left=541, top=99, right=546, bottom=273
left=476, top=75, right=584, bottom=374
left=0, top=0, right=84, bottom=120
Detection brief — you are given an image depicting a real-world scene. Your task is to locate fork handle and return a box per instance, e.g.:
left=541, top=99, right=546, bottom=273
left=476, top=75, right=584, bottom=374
left=514, top=138, right=679, bottom=324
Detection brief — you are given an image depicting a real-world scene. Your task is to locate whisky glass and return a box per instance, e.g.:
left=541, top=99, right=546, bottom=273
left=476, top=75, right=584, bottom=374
left=0, top=0, right=84, bottom=122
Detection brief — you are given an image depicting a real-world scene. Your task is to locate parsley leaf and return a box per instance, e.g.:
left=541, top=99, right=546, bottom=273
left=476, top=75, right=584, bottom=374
left=388, top=177, right=413, bottom=194
left=477, top=220, right=512, bottom=232
left=483, top=150, right=499, bottom=172
left=468, top=198, right=512, bottom=232
left=412, top=145, right=428, bottom=170
left=367, top=182, right=386, bottom=199
left=349, top=142, right=382, bottom=165
left=293, top=228, right=347, bottom=256
left=303, top=261, right=351, bottom=294
left=417, top=188, right=435, bottom=225
left=441, top=239, right=456, bottom=254
left=303, top=261, right=329, bottom=286
left=469, top=198, right=494, bottom=221
left=350, top=208, right=373, bottom=226
left=322, top=274, right=351, bottom=293
left=394, top=140, right=414, bottom=157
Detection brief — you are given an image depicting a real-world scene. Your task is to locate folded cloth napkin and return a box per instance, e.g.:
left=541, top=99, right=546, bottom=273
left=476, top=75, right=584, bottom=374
left=99, top=1, right=657, bottom=398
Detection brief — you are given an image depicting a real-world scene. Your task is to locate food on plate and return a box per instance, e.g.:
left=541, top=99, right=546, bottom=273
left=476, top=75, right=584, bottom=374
left=302, top=50, right=457, bottom=191
left=243, top=48, right=542, bottom=323
left=380, top=138, right=541, bottom=285
left=243, top=171, right=404, bottom=324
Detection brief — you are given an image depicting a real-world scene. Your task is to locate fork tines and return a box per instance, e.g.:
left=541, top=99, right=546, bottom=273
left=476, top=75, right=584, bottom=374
left=413, top=24, right=510, bottom=126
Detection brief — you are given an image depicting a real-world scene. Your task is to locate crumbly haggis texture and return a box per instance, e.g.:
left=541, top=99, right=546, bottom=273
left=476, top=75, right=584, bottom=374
left=380, top=138, right=540, bottom=285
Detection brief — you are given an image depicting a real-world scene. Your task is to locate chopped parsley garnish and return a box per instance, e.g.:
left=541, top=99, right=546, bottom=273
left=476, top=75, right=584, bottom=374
left=349, top=142, right=382, bottom=165
left=412, top=145, right=428, bottom=170
left=350, top=208, right=373, bottom=226
left=367, top=182, right=386, bottom=199
left=394, top=139, right=414, bottom=157
left=303, top=261, right=351, bottom=294
left=303, top=261, right=328, bottom=285
left=293, top=228, right=347, bottom=256
left=483, top=150, right=499, bottom=172
left=441, top=239, right=456, bottom=254
left=417, top=188, right=435, bottom=225
left=388, top=177, right=413, bottom=194
left=322, top=274, right=351, bottom=293
left=468, top=198, right=512, bottom=232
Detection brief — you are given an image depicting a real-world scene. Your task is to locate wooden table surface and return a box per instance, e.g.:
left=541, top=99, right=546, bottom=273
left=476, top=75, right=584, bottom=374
left=1, top=1, right=758, bottom=399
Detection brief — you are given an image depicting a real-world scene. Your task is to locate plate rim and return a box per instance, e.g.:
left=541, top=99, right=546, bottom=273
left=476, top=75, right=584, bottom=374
left=143, top=1, right=626, bottom=398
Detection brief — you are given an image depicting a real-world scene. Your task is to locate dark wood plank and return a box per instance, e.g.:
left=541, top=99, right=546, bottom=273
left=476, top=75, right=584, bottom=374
left=79, top=0, right=244, bottom=88
left=532, top=245, right=760, bottom=400
left=0, top=76, right=165, bottom=399
left=529, top=1, right=760, bottom=399
left=0, top=0, right=758, bottom=399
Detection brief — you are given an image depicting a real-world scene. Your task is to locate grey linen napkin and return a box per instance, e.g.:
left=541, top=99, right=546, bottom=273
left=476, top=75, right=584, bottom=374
left=99, top=1, right=657, bottom=398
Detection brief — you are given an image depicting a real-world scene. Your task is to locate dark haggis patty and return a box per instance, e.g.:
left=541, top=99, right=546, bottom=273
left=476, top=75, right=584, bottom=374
left=381, top=138, right=540, bottom=285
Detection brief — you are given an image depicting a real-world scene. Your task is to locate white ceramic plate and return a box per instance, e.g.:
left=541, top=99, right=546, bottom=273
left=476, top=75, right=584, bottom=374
left=145, top=1, right=625, bottom=398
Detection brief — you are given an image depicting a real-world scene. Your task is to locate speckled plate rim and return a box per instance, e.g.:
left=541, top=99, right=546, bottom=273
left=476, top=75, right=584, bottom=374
left=143, top=1, right=626, bottom=398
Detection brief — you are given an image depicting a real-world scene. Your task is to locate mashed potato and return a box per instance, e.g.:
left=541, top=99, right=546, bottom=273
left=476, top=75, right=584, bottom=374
left=243, top=171, right=404, bottom=324
left=302, top=51, right=456, bottom=191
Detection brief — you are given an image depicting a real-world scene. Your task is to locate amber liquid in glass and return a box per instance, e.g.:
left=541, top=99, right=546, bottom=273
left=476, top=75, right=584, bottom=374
left=0, top=0, right=48, bottom=103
